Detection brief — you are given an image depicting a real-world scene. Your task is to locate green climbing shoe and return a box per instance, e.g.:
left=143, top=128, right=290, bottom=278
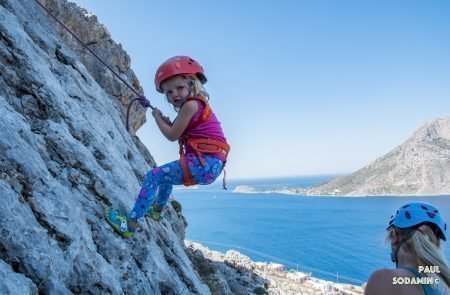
left=146, top=206, right=164, bottom=221
left=104, top=207, right=134, bottom=238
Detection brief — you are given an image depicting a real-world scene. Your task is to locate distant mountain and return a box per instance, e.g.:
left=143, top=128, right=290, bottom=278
left=306, top=118, right=450, bottom=196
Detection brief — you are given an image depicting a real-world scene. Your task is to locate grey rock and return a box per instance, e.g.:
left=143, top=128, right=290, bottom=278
left=185, top=241, right=266, bottom=295
left=0, top=259, right=38, bottom=295
left=40, top=0, right=146, bottom=134
left=0, top=0, right=209, bottom=293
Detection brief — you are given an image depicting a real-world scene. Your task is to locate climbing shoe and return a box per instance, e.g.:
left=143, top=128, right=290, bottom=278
left=146, top=206, right=164, bottom=221
left=104, top=207, right=134, bottom=238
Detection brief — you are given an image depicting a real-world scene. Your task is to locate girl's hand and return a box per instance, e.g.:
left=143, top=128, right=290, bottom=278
left=153, top=100, right=198, bottom=142
left=152, top=108, right=162, bottom=119
left=152, top=108, right=173, bottom=126
left=161, top=115, right=173, bottom=126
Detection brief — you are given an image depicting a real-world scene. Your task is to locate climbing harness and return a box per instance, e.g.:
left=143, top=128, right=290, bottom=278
left=33, top=0, right=152, bottom=131
left=178, top=96, right=230, bottom=189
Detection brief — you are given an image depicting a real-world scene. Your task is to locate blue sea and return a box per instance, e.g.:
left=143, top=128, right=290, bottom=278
left=175, top=176, right=450, bottom=285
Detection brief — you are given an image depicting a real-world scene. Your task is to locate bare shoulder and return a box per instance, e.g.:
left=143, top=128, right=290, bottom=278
left=365, top=269, right=423, bottom=295
left=180, top=100, right=199, bottom=114
left=175, top=100, right=198, bottom=124
left=367, top=269, right=396, bottom=284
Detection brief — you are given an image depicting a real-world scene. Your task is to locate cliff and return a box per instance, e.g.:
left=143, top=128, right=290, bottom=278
left=307, top=118, right=450, bottom=196
left=0, top=0, right=209, bottom=293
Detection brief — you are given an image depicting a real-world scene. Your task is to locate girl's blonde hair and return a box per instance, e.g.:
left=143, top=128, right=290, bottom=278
left=168, top=75, right=209, bottom=112
left=386, top=224, right=450, bottom=287
left=185, top=75, right=209, bottom=99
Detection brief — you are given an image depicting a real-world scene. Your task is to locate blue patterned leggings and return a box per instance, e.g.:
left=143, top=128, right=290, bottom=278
left=129, top=154, right=224, bottom=220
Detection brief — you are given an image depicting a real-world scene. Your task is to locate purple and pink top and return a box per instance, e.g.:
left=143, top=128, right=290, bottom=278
left=182, top=100, right=227, bottom=161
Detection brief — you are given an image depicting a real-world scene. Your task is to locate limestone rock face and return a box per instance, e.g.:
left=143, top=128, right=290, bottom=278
left=185, top=242, right=267, bottom=295
left=41, top=0, right=147, bottom=133
left=307, top=118, right=450, bottom=196
left=224, top=250, right=256, bottom=272
left=0, top=0, right=208, bottom=293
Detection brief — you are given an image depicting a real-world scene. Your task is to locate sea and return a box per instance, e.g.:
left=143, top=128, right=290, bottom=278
left=174, top=175, right=450, bottom=285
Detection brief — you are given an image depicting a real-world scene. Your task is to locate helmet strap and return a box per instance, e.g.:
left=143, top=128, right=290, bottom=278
left=391, top=228, right=415, bottom=268
left=391, top=239, right=406, bottom=268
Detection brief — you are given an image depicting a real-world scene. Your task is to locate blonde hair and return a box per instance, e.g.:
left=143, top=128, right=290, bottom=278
left=184, top=75, right=209, bottom=100
left=387, top=225, right=450, bottom=287
left=167, top=75, right=209, bottom=112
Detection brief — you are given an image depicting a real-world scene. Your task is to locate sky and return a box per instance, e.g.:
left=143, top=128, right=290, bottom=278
left=72, top=0, right=450, bottom=179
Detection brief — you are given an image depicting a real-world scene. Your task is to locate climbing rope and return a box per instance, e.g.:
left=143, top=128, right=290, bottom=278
left=33, top=0, right=153, bottom=131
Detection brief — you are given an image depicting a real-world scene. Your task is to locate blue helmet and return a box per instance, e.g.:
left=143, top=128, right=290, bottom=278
left=387, top=202, right=447, bottom=241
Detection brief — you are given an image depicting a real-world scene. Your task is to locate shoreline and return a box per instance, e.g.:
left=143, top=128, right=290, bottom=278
left=185, top=240, right=365, bottom=295
left=232, top=185, right=450, bottom=197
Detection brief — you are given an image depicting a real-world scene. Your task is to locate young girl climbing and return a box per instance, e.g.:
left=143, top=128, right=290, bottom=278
left=105, top=56, right=230, bottom=238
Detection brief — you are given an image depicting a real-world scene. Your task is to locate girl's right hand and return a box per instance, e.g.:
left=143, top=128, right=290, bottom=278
left=152, top=108, right=172, bottom=126
left=152, top=108, right=162, bottom=118
left=161, top=115, right=173, bottom=126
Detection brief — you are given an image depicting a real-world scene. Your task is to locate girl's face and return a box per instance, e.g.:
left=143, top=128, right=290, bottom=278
left=161, top=75, right=191, bottom=108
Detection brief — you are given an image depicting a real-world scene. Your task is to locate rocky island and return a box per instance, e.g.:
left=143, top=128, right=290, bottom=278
left=307, top=117, right=450, bottom=196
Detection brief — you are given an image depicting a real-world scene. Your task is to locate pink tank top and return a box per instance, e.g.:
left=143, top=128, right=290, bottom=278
left=183, top=100, right=227, bottom=161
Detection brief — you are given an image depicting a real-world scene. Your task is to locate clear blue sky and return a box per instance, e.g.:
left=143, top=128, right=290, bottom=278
left=73, top=0, right=450, bottom=179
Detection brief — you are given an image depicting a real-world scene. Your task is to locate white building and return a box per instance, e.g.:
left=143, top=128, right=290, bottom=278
left=267, top=263, right=285, bottom=272
left=287, top=271, right=311, bottom=283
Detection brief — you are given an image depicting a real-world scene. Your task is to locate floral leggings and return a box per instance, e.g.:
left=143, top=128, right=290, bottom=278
left=129, top=154, right=224, bottom=220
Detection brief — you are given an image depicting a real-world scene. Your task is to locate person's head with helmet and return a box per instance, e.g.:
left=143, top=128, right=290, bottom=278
left=365, top=202, right=449, bottom=295
left=154, top=56, right=209, bottom=112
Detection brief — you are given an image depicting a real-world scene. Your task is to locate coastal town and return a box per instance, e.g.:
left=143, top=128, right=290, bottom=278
left=186, top=241, right=365, bottom=295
